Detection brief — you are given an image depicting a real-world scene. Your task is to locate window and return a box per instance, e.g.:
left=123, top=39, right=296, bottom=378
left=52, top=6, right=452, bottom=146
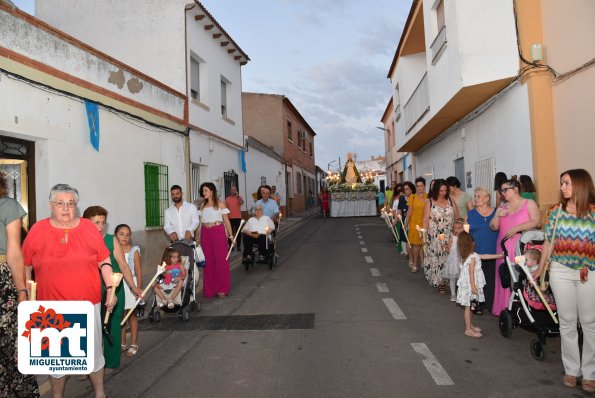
left=309, top=142, right=313, bottom=157
left=475, top=157, right=495, bottom=193
left=298, top=130, right=306, bottom=150
left=191, top=163, right=201, bottom=202
left=220, top=78, right=228, bottom=117
left=287, top=120, right=293, bottom=142
left=394, top=84, right=401, bottom=122
left=144, top=162, right=169, bottom=227
left=190, top=57, right=200, bottom=100
left=296, top=172, right=303, bottom=195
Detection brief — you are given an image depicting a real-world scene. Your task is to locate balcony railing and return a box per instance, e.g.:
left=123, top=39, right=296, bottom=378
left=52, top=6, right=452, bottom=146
left=430, top=25, right=447, bottom=64
left=403, top=72, right=430, bottom=134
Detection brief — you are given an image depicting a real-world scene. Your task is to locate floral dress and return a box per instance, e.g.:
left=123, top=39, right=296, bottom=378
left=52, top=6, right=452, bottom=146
left=457, top=253, right=487, bottom=306
left=423, top=198, right=455, bottom=287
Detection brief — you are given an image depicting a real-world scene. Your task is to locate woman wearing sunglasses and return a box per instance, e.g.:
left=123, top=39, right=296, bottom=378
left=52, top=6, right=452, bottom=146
left=489, top=178, right=540, bottom=316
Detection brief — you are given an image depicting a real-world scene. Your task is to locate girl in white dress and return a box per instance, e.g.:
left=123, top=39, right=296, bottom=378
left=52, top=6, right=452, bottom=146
left=444, top=219, right=464, bottom=302
left=456, top=232, right=486, bottom=338
left=115, top=224, right=142, bottom=356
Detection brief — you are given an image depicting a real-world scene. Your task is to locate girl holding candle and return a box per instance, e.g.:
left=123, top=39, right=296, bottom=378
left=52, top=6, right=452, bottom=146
left=115, top=224, right=143, bottom=357
left=0, top=172, right=39, bottom=396
left=83, top=206, right=143, bottom=372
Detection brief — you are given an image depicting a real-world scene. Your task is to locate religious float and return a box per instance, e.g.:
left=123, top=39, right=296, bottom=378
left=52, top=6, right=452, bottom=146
left=327, top=153, right=378, bottom=217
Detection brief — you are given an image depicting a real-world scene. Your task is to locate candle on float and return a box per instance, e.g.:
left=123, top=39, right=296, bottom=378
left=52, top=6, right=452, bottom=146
left=28, top=280, right=37, bottom=301
left=463, top=224, right=470, bottom=233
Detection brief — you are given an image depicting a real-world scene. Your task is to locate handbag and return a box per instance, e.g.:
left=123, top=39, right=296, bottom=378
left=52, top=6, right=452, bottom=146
left=540, top=204, right=562, bottom=292
left=194, top=243, right=206, bottom=268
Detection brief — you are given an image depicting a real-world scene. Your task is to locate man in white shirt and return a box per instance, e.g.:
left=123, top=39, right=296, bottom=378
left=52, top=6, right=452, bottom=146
left=164, top=185, right=199, bottom=242
left=242, top=205, right=275, bottom=262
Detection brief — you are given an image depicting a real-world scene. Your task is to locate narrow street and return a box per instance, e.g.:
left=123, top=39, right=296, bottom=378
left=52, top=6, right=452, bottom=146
left=42, top=215, right=571, bottom=398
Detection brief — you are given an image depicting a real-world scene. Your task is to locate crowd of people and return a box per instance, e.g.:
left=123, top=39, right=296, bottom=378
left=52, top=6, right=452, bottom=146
left=0, top=167, right=593, bottom=395
left=383, top=169, right=594, bottom=392
left=0, top=176, right=285, bottom=397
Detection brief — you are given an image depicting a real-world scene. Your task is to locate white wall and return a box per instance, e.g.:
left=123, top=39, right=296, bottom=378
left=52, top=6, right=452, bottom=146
left=35, top=0, right=188, bottom=93
left=189, top=132, right=244, bottom=198
left=414, top=83, right=533, bottom=190
left=244, top=147, right=286, bottom=212
left=0, top=74, right=186, bottom=230
left=186, top=13, right=244, bottom=148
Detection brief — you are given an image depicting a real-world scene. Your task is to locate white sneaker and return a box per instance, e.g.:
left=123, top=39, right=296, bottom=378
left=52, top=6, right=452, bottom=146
left=450, top=295, right=456, bottom=302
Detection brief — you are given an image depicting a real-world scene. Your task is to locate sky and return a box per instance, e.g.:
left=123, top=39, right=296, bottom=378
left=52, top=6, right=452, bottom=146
left=12, top=0, right=411, bottom=171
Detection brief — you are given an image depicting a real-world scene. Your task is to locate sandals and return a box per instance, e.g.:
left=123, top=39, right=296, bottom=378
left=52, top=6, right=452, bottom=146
left=126, top=344, right=138, bottom=357
left=471, top=326, right=482, bottom=333
left=167, top=300, right=175, bottom=309
left=562, top=375, right=577, bottom=388
left=438, top=284, right=446, bottom=295
left=464, top=329, right=482, bottom=338
left=582, top=379, right=595, bottom=392
left=121, top=344, right=128, bottom=352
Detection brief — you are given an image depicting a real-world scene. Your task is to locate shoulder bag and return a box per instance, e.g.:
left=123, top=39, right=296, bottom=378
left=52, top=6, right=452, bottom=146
left=540, top=204, right=562, bottom=292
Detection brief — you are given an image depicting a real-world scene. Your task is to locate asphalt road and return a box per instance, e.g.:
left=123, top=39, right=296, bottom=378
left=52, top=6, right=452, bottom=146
left=42, top=216, right=578, bottom=398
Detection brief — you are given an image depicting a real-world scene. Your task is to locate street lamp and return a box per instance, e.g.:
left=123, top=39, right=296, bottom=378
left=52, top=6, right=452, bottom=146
left=327, top=159, right=338, bottom=171
left=376, top=126, right=389, bottom=132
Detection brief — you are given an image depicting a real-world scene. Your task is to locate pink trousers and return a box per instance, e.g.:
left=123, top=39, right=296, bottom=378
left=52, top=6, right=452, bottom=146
left=201, top=224, right=231, bottom=298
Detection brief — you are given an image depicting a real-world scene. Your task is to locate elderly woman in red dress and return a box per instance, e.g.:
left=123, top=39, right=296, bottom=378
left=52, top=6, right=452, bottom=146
left=22, top=184, right=117, bottom=398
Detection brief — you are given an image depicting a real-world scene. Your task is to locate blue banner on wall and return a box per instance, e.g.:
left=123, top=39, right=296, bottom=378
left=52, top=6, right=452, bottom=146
left=85, top=100, right=100, bottom=152
left=240, top=149, right=246, bottom=172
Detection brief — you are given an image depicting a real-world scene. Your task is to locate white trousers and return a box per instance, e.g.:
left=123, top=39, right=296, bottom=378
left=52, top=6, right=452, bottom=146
left=550, top=262, right=595, bottom=379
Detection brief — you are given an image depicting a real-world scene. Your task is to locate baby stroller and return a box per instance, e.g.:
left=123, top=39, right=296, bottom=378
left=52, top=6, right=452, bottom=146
left=498, top=230, right=559, bottom=360
left=148, top=240, right=201, bottom=323
left=243, top=232, right=278, bottom=272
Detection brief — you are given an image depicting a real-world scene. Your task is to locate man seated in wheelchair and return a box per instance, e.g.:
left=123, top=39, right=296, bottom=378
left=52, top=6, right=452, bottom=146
left=242, top=205, right=275, bottom=262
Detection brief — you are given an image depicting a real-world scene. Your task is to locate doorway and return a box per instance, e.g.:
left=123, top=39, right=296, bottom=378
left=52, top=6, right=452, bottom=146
left=0, top=136, right=35, bottom=228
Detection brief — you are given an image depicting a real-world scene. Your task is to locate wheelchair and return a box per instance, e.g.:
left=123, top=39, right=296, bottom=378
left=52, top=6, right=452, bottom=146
left=242, top=232, right=278, bottom=271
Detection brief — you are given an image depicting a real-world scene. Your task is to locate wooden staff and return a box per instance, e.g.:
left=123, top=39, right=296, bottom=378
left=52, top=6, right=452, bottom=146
left=226, top=219, right=246, bottom=261
left=121, top=264, right=165, bottom=326
left=104, top=273, right=123, bottom=324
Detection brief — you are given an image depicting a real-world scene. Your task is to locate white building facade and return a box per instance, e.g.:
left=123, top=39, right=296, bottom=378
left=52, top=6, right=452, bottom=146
left=388, top=0, right=531, bottom=196
left=244, top=137, right=287, bottom=212
left=387, top=0, right=595, bottom=208
left=0, top=4, right=187, bottom=266
left=35, top=0, right=250, bottom=205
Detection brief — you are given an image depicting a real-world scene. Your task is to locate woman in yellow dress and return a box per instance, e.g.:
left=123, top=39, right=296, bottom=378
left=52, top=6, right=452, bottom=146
left=406, top=177, right=428, bottom=272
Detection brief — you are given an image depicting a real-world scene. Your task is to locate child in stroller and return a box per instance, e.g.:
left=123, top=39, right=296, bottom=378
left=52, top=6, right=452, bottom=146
left=498, top=230, right=559, bottom=360
left=154, top=248, right=186, bottom=309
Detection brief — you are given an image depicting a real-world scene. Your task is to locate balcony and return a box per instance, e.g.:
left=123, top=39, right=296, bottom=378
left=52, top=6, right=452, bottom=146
left=430, top=25, right=447, bottom=64
left=403, top=72, right=430, bottom=134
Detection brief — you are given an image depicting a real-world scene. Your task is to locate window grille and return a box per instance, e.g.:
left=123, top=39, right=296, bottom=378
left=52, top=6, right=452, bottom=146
left=144, top=162, right=168, bottom=227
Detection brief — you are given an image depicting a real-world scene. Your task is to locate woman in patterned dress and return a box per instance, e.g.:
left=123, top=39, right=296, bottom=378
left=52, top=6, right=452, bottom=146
left=0, top=173, right=39, bottom=397
left=422, top=179, right=460, bottom=292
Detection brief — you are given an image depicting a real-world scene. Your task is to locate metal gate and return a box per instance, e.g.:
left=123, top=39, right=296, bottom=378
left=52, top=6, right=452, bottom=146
left=223, top=170, right=238, bottom=198
left=454, top=157, right=465, bottom=191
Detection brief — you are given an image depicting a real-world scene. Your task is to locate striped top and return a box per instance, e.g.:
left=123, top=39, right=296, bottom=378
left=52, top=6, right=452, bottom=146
left=545, top=204, right=595, bottom=270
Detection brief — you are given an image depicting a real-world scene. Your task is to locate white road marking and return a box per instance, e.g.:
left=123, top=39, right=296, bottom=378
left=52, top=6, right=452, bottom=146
left=370, top=268, right=380, bottom=276
left=382, top=298, right=406, bottom=320
left=361, top=248, right=368, bottom=253
left=411, top=343, right=455, bottom=386
left=364, top=256, right=374, bottom=263
left=376, top=282, right=389, bottom=292
left=359, top=241, right=365, bottom=245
